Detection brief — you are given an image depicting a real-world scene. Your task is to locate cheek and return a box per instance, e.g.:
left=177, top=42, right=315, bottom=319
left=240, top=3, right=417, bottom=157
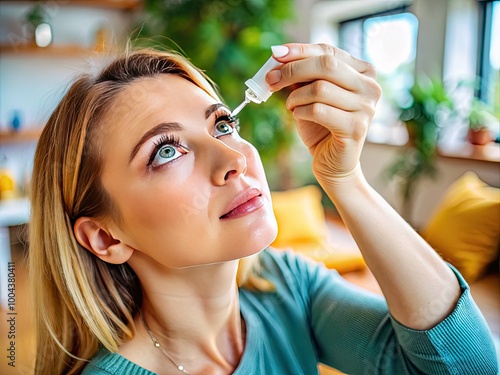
left=113, top=180, right=216, bottom=266
left=238, top=139, right=265, bottom=172
left=241, top=141, right=271, bottom=191
left=241, top=140, right=260, bottom=163
left=137, top=181, right=208, bottom=227
left=114, top=186, right=187, bottom=243
left=106, top=161, right=205, bottom=248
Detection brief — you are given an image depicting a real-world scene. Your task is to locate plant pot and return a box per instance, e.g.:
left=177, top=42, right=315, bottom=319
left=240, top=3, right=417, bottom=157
left=467, top=128, right=493, bottom=145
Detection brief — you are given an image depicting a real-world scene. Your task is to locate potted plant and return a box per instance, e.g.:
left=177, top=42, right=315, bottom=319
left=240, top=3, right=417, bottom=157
left=385, top=76, right=454, bottom=224
left=25, top=3, right=53, bottom=47
left=467, top=99, right=495, bottom=145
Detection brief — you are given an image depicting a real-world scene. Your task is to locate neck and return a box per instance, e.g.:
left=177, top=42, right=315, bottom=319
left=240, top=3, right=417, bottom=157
left=131, top=256, right=245, bottom=373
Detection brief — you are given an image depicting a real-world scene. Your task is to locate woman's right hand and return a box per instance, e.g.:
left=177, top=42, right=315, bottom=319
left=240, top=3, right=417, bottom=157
left=267, top=45, right=466, bottom=335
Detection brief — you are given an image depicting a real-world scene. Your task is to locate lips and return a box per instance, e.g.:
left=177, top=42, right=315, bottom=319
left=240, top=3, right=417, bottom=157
left=220, top=188, right=264, bottom=219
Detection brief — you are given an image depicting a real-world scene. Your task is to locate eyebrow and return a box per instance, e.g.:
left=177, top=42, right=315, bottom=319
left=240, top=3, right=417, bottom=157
left=129, top=103, right=230, bottom=164
left=129, top=122, right=183, bottom=164
left=205, top=103, right=231, bottom=119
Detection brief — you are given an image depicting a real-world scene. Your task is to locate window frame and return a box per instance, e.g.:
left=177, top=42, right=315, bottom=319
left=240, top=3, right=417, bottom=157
left=337, top=5, right=418, bottom=146
left=477, top=0, right=496, bottom=104
left=338, top=5, right=411, bottom=59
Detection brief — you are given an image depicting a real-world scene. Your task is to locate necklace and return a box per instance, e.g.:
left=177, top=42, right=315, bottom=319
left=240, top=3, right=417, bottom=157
left=139, top=310, right=191, bottom=374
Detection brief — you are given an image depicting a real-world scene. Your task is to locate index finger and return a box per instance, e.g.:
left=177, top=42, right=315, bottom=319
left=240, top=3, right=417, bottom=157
left=272, top=43, right=376, bottom=78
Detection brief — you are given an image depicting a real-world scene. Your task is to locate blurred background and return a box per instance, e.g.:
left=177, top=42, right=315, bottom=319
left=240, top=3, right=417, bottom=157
left=0, top=0, right=499, bottom=373
left=0, top=0, right=498, bottom=227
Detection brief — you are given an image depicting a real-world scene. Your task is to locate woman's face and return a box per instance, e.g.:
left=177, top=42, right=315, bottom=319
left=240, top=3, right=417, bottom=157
left=99, top=74, right=277, bottom=268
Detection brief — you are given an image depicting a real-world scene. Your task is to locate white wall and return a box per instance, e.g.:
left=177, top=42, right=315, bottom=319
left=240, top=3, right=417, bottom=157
left=0, top=2, right=136, bottom=184
left=0, top=2, right=134, bottom=127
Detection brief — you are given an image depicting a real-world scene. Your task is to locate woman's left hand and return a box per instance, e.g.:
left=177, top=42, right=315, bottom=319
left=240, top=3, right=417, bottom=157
left=267, top=43, right=381, bottom=186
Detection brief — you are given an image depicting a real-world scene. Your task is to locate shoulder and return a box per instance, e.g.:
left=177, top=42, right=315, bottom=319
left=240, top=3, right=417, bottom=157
left=248, top=248, right=386, bottom=320
left=243, top=248, right=351, bottom=313
left=81, top=347, right=156, bottom=375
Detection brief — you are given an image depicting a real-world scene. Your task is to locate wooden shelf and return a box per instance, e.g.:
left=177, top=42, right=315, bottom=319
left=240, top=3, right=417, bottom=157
left=438, top=141, right=500, bottom=163
left=0, top=128, right=43, bottom=144
left=0, top=43, right=96, bottom=57
left=0, top=0, right=143, bottom=11
left=64, top=0, right=142, bottom=10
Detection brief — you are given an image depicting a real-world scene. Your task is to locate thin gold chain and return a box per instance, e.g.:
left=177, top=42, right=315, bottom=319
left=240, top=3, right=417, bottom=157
left=139, top=310, right=191, bottom=374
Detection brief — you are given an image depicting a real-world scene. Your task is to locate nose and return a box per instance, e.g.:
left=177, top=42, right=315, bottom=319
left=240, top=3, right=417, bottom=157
left=208, top=139, right=247, bottom=186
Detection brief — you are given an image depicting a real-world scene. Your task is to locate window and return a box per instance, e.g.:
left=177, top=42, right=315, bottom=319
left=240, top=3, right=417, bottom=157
left=339, top=8, right=419, bottom=144
left=479, top=1, right=499, bottom=116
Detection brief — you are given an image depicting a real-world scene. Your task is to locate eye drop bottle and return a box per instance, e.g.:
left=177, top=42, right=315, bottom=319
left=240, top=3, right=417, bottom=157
left=231, top=56, right=281, bottom=116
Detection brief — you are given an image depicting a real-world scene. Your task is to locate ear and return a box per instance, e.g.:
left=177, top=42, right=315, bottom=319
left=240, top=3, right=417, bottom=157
left=74, top=217, right=134, bottom=264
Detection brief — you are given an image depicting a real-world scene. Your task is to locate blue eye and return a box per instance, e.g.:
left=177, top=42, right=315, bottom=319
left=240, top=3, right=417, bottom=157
left=152, top=145, right=182, bottom=167
left=148, top=135, right=186, bottom=168
left=214, top=116, right=239, bottom=138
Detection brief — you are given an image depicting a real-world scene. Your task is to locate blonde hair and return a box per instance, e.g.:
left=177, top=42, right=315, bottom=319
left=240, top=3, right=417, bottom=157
left=29, top=49, right=271, bottom=375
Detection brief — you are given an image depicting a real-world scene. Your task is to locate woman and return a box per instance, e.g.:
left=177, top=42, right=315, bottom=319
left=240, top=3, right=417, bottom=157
left=29, top=43, right=497, bottom=374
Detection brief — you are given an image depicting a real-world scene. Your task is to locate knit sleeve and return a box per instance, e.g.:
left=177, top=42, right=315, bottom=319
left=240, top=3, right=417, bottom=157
left=279, top=251, right=498, bottom=374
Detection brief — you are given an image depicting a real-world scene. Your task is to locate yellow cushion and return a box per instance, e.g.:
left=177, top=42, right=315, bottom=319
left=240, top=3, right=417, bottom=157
left=295, top=243, right=366, bottom=273
left=423, top=172, right=500, bottom=282
left=270, top=185, right=327, bottom=248
left=270, top=185, right=366, bottom=273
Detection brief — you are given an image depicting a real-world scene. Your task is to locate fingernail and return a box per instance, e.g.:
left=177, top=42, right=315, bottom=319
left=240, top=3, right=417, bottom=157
left=271, top=45, right=289, bottom=58
left=267, top=70, right=282, bottom=85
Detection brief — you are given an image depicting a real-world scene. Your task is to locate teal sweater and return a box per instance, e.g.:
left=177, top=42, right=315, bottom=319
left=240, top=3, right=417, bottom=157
left=82, top=249, right=498, bottom=374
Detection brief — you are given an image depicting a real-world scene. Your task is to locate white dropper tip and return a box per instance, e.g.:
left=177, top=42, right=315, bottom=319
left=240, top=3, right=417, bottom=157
left=231, top=98, right=250, bottom=117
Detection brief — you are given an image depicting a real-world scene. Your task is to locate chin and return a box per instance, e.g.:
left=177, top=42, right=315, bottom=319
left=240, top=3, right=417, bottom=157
left=235, top=214, right=278, bottom=260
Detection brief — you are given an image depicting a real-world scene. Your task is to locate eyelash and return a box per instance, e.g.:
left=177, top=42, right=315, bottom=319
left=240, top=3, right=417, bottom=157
left=214, top=115, right=240, bottom=135
left=213, top=108, right=240, bottom=133
left=146, top=111, right=240, bottom=169
left=147, top=134, right=182, bottom=167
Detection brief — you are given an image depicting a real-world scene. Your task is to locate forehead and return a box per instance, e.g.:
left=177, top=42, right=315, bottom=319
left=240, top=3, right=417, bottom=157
left=107, top=74, right=217, bottom=123
left=95, top=74, right=220, bottom=168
